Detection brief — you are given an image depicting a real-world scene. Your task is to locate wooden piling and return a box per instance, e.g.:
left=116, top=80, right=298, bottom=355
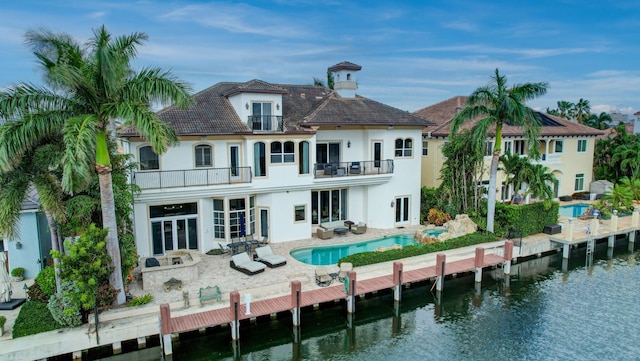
left=291, top=281, right=301, bottom=327
left=436, top=254, right=446, bottom=291
left=393, top=262, right=403, bottom=302
left=160, top=303, right=172, bottom=356
left=230, top=291, right=240, bottom=341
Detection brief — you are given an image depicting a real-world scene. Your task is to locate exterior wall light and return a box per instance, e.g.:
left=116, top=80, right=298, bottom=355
left=347, top=140, right=351, bottom=148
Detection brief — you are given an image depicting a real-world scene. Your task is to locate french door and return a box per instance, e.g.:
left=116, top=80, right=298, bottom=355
left=151, top=217, right=198, bottom=256
left=394, top=196, right=410, bottom=225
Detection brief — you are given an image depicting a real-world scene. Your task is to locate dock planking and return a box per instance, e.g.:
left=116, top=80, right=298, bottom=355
left=164, top=250, right=506, bottom=335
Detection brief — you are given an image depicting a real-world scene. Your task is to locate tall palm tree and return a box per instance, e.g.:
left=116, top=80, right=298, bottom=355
left=556, top=101, right=574, bottom=120
left=583, top=112, right=611, bottom=130
left=451, top=69, right=547, bottom=233
left=520, top=163, right=557, bottom=202
left=499, top=151, right=529, bottom=199
left=573, top=98, right=590, bottom=124
left=0, top=26, right=192, bottom=304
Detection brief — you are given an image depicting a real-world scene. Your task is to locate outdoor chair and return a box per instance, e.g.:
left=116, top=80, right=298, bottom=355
left=255, top=245, right=287, bottom=268
left=337, top=262, right=353, bottom=282
left=230, top=252, right=266, bottom=275
left=218, top=243, right=232, bottom=257
left=315, top=266, right=333, bottom=287
left=317, top=226, right=334, bottom=240
left=351, top=222, right=367, bottom=234
left=349, top=162, right=361, bottom=174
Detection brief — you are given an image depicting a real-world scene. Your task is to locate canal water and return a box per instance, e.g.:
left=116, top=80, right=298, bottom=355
left=99, top=240, right=640, bottom=361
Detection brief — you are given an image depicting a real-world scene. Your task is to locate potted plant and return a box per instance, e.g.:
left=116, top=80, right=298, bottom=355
left=11, top=267, right=25, bottom=281
left=0, top=315, right=6, bottom=336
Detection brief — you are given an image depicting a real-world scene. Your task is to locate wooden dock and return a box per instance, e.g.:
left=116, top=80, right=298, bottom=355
left=159, top=244, right=512, bottom=355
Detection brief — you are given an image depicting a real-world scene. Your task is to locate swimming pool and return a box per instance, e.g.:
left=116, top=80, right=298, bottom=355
left=290, top=234, right=418, bottom=265
left=559, top=203, right=591, bottom=217
left=423, top=229, right=446, bottom=237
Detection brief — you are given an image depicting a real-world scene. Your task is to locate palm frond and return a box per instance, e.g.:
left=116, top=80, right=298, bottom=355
left=61, top=114, right=99, bottom=192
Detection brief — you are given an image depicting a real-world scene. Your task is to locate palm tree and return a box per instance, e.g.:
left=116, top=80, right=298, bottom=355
left=451, top=69, right=547, bottom=233
left=499, top=151, right=529, bottom=200
left=0, top=26, right=192, bottom=304
left=556, top=101, right=574, bottom=120
left=520, top=163, right=557, bottom=202
left=573, top=98, right=590, bottom=124
left=583, top=112, right=611, bottom=130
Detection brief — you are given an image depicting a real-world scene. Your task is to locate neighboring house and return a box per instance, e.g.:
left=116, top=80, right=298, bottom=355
left=414, top=96, right=605, bottom=201
left=119, top=62, right=433, bottom=257
left=1, top=188, right=52, bottom=279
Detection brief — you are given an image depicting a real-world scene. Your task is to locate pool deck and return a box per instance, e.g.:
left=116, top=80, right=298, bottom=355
left=1, top=207, right=639, bottom=360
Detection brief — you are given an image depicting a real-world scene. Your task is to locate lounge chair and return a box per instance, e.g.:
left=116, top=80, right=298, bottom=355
left=230, top=252, right=266, bottom=275
left=255, top=246, right=287, bottom=268
left=349, top=162, right=361, bottom=174
left=337, top=262, right=353, bottom=282
left=315, top=266, right=333, bottom=287
left=352, top=222, right=367, bottom=234
left=317, top=226, right=334, bottom=240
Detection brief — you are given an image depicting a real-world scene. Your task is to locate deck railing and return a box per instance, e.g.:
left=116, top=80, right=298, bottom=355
left=248, top=115, right=283, bottom=132
left=313, top=159, right=394, bottom=179
left=133, top=167, right=252, bottom=190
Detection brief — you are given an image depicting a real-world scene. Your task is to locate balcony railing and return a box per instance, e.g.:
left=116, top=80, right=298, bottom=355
left=248, top=115, right=283, bottom=132
left=313, top=160, right=394, bottom=179
left=133, top=167, right=252, bottom=190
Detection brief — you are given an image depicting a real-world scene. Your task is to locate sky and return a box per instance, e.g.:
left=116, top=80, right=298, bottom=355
left=1, top=0, right=639, bottom=116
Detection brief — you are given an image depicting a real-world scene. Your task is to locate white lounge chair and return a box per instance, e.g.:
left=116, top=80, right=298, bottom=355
left=315, top=266, right=333, bottom=287
left=255, top=246, right=287, bottom=268
left=230, top=252, right=266, bottom=275
left=337, top=262, right=353, bottom=281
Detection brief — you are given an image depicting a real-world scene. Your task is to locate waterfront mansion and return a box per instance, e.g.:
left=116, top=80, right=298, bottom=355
left=119, top=62, right=432, bottom=257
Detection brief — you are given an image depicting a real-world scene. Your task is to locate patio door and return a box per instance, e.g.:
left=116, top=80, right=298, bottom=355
left=394, top=196, right=410, bottom=225
left=229, top=145, right=240, bottom=178
left=151, top=217, right=198, bottom=256
left=260, top=208, right=269, bottom=240
left=373, top=141, right=382, bottom=168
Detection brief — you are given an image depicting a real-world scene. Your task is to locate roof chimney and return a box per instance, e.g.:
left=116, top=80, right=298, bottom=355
left=455, top=96, right=462, bottom=114
left=328, top=61, right=362, bottom=98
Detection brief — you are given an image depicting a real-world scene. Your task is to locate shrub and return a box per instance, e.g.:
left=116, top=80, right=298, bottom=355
left=427, top=208, right=452, bottom=226
left=27, top=282, right=50, bottom=303
left=47, top=282, right=82, bottom=327
left=35, top=266, right=56, bottom=297
left=128, top=293, right=154, bottom=307
left=13, top=301, right=64, bottom=338
left=0, top=315, right=6, bottom=328
left=340, top=232, right=499, bottom=267
left=96, top=283, right=119, bottom=308
left=11, top=267, right=25, bottom=278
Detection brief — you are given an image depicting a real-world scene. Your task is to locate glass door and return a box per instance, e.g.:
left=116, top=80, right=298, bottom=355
left=395, top=196, right=410, bottom=225
left=151, top=216, right=198, bottom=255
left=373, top=141, right=382, bottom=168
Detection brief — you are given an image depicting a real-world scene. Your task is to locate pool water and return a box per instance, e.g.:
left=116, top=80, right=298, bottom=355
left=290, top=234, right=418, bottom=265
left=559, top=203, right=590, bottom=217
left=423, top=229, right=446, bottom=237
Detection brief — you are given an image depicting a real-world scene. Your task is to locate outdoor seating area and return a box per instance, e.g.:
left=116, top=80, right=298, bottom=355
left=317, top=221, right=367, bottom=239
left=317, top=226, right=334, bottom=240
left=140, top=250, right=201, bottom=291
left=228, top=235, right=264, bottom=255
left=198, top=285, right=222, bottom=306
left=351, top=222, right=367, bottom=234
left=315, top=266, right=334, bottom=287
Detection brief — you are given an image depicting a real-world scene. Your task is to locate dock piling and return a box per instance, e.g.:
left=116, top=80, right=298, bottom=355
left=159, top=303, right=173, bottom=356
left=346, top=270, right=356, bottom=314
left=393, top=262, right=403, bottom=302
left=435, top=254, right=446, bottom=291
left=474, top=248, right=484, bottom=283
left=230, top=291, right=240, bottom=341
left=503, top=241, right=513, bottom=275
left=291, top=281, right=301, bottom=327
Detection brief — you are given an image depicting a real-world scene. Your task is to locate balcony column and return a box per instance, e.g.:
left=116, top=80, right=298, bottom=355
left=544, top=139, right=549, bottom=159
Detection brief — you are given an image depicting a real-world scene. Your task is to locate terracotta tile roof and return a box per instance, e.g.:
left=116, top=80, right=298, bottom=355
left=328, top=61, right=362, bottom=72
left=119, top=81, right=431, bottom=137
left=595, top=123, right=633, bottom=140
left=414, top=96, right=605, bottom=138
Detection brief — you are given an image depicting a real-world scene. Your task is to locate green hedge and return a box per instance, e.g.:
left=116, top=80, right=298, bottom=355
left=339, top=232, right=500, bottom=267
left=12, top=301, right=64, bottom=338
left=472, top=202, right=559, bottom=237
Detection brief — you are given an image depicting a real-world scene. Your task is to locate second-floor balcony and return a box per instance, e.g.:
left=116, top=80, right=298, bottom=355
left=313, top=160, right=394, bottom=179
left=248, top=115, right=283, bottom=132
left=133, top=167, right=252, bottom=190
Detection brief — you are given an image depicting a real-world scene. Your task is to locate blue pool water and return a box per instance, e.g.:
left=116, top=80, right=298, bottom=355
left=290, top=234, right=418, bottom=265
left=423, top=228, right=446, bottom=237
left=559, top=203, right=590, bottom=217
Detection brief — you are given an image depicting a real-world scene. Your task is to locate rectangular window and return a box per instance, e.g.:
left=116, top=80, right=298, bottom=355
left=283, top=141, right=295, bottom=163
left=294, top=205, right=306, bottom=222
left=213, top=199, right=225, bottom=239
left=554, top=140, right=564, bottom=153
left=503, top=141, right=512, bottom=154
left=195, top=144, right=212, bottom=167
left=230, top=145, right=239, bottom=177
left=514, top=140, right=526, bottom=155
left=577, top=139, right=587, bottom=153
left=575, top=173, right=585, bottom=191
left=422, top=138, right=428, bottom=156
left=484, top=141, right=493, bottom=156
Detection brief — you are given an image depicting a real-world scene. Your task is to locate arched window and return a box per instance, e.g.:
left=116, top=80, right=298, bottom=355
left=194, top=144, right=212, bottom=167
left=394, top=138, right=413, bottom=157
left=347, top=73, right=351, bottom=80
left=139, top=145, right=159, bottom=170
left=254, top=142, right=266, bottom=176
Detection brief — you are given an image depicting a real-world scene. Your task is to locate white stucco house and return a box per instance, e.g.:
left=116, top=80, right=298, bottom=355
left=118, top=62, right=433, bottom=257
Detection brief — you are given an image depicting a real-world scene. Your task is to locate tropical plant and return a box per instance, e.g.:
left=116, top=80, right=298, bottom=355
left=0, top=26, right=192, bottom=304
left=47, top=281, right=82, bottom=327
left=427, top=208, right=451, bottom=226
left=603, top=184, right=634, bottom=213
left=13, top=301, right=64, bottom=338
left=583, top=112, right=611, bottom=130
left=451, top=69, right=548, bottom=233
left=51, top=224, right=113, bottom=312
left=128, top=293, right=154, bottom=307
left=35, top=266, right=57, bottom=297
left=11, top=267, right=25, bottom=278
left=499, top=151, right=530, bottom=199
left=520, top=163, right=557, bottom=202
left=556, top=100, right=574, bottom=120
left=573, top=98, right=590, bottom=124
left=594, top=124, right=640, bottom=182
